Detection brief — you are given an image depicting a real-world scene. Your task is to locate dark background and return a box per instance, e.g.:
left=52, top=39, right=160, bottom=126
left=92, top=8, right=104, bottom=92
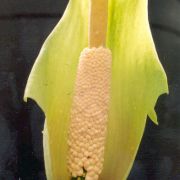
left=0, top=0, right=179, bottom=179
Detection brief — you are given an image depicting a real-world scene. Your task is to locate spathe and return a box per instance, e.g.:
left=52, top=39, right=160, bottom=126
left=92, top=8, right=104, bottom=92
left=24, top=0, right=168, bottom=179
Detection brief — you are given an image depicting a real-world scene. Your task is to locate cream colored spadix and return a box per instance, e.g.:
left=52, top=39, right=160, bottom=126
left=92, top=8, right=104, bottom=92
left=68, top=48, right=111, bottom=180
left=24, top=0, right=168, bottom=180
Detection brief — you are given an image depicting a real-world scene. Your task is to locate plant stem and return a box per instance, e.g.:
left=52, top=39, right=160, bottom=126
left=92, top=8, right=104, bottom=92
left=89, top=0, right=108, bottom=47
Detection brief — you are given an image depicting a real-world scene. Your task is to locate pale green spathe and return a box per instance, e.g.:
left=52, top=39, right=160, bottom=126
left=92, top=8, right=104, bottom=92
left=24, top=0, right=168, bottom=179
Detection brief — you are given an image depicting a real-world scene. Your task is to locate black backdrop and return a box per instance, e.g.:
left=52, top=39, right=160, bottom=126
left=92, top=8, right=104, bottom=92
left=0, top=0, right=179, bottom=179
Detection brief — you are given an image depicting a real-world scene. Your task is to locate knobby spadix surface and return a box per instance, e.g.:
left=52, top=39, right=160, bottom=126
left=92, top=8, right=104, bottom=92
left=24, top=0, right=168, bottom=179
